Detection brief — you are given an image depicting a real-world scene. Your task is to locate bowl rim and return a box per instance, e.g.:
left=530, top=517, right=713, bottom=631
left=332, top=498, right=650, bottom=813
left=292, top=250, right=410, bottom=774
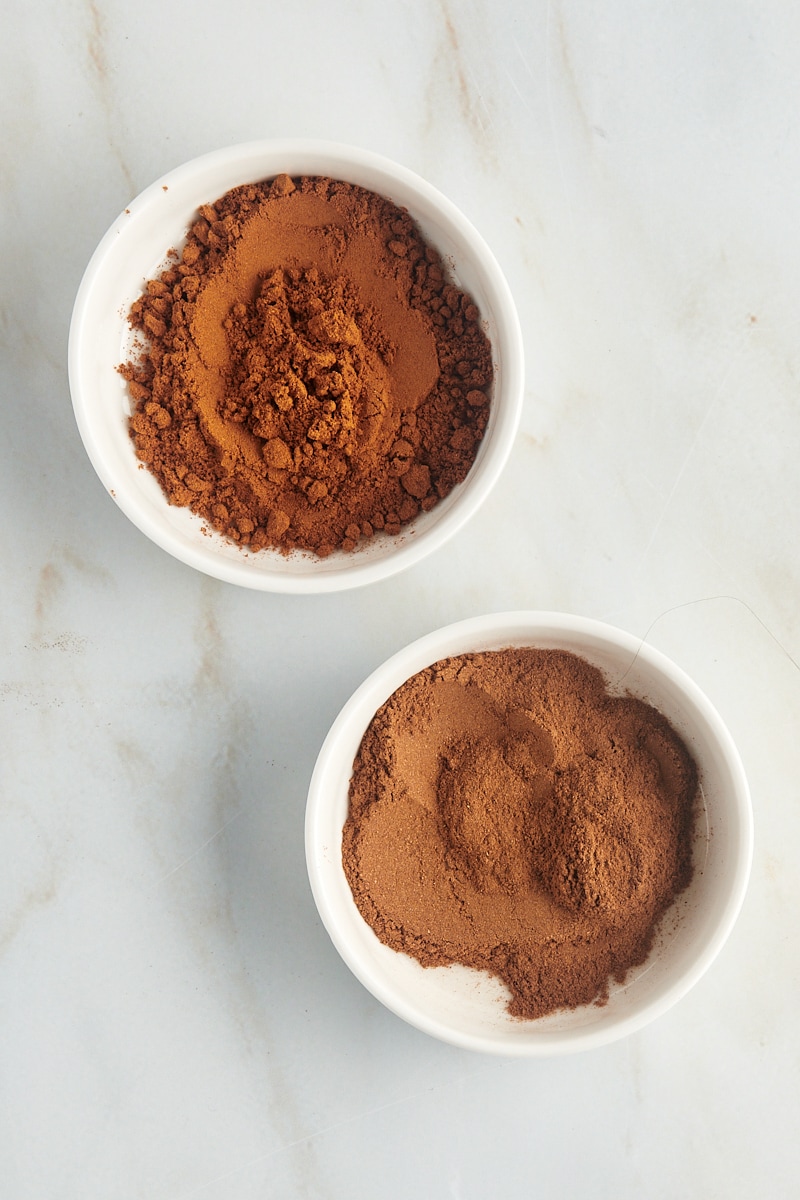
left=68, top=139, right=524, bottom=592
left=305, top=610, right=754, bottom=1055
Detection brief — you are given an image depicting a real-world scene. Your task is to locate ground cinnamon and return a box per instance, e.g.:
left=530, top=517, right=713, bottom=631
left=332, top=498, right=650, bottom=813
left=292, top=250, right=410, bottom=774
left=342, top=648, right=698, bottom=1020
left=120, top=175, right=493, bottom=556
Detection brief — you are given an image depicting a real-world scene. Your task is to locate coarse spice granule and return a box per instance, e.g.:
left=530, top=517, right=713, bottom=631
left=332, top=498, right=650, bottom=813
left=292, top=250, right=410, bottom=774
left=120, top=174, right=494, bottom=557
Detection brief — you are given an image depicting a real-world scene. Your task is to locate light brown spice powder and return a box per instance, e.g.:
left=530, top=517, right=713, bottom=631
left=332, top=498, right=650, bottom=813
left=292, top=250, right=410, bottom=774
left=343, top=648, right=698, bottom=1020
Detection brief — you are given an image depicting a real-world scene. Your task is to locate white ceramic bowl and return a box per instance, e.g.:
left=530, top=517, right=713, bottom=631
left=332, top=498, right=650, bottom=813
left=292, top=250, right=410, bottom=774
left=68, top=141, right=523, bottom=591
left=305, top=612, right=753, bottom=1056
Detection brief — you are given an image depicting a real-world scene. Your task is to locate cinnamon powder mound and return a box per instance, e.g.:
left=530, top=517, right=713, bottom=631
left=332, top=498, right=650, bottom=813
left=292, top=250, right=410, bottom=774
left=342, top=649, right=699, bottom=1020
left=119, top=174, right=493, bottom=556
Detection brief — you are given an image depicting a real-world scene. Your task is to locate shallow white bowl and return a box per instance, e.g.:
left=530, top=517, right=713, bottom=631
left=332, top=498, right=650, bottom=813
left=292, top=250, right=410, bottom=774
left=68, top=141, right=523, bottom=592
left=305, top=612, right=753, bottom=1056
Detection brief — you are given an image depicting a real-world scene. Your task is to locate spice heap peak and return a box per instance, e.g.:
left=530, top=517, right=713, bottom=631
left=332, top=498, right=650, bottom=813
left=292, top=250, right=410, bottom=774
left=120, top=174, right=493, bottom=557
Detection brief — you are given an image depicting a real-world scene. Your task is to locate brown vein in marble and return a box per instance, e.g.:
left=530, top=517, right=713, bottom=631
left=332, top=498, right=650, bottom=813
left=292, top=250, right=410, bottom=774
left=425, top=0, right=499, bottom=171
left=85, top=0, right=135, bottom=195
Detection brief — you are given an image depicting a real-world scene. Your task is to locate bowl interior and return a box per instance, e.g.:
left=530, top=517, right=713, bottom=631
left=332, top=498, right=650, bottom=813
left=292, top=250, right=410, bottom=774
left=305, top=613, right=752, bottom=1054
left=69, top=141, right=523, bottom=591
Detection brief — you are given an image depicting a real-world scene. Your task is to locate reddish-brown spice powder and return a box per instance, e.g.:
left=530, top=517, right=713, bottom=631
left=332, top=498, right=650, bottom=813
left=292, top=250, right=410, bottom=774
left=342, top=648, right=699, bottom=1020
left=120, top=175, right=493, bottom=556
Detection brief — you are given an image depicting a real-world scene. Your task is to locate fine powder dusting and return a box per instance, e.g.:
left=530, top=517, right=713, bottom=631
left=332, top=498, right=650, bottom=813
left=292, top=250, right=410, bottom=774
left=342, top=649, right=699, bottom=1020
left=120, top=174, right=493, bottom=557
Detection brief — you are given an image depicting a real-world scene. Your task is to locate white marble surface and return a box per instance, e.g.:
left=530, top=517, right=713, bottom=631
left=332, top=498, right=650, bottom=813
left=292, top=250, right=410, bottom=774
left=2, top=1, right=799, bottom=1196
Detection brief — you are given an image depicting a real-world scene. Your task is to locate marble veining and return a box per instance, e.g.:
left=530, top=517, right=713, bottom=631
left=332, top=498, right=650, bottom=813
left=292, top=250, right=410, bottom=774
left=1, top=1, right=799, bottom=1197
